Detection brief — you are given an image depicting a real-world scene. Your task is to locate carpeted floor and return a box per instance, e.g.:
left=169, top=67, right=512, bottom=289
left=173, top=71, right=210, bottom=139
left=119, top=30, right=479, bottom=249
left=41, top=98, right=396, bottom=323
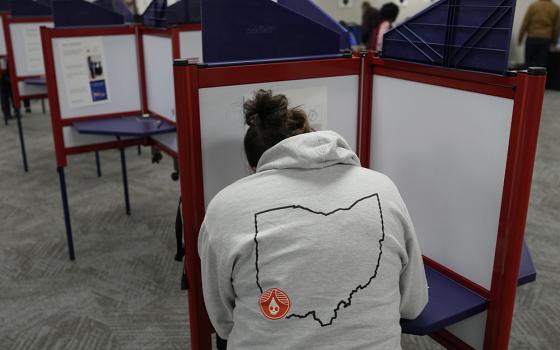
left=0, top=91, right=559, bottom=349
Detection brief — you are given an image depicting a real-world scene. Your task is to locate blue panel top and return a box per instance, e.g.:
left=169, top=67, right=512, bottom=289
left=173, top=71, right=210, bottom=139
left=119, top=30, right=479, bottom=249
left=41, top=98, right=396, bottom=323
left=53, top=0, right=124, bottom=27
left=201, top=0, right=345, bottom=64
left=73, top=116, right=176, bottom=137
left=382, top=0, right=517, bottom=75
left=142, top=0, right=201, bottom=28
left=141, top=0, right=167, bottom=28
left=167, top=0, right=200, bottom=26
left=0, top=0, right=10, bottom=12
left=10, top=0, right=52, bottom=17
left=94, top=0, right=133, bottom=22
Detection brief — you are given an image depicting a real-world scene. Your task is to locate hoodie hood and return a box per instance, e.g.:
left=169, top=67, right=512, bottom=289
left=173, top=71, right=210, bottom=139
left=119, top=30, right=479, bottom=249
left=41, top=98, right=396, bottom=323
left=256, top=131, right=361, bottom=172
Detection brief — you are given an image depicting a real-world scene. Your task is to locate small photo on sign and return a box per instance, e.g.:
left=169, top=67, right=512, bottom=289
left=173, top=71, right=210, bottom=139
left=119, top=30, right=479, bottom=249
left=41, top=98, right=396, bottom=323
left=86, top=50, right=108, bottom=102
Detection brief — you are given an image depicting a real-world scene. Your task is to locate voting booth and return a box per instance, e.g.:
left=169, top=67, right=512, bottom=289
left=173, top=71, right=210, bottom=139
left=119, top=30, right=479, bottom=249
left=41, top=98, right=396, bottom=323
left=41, top=0, right=203, bottom=260
left=173, top=0, right=544, bottom=349
left=139, top=0, right=203, bottom=155
left=2, top=0, right=53, bottom=171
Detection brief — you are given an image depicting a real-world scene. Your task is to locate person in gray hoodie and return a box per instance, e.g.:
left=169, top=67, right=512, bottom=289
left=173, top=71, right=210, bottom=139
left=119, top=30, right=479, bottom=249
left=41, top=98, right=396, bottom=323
left=198, top=90, right=428, bottom=350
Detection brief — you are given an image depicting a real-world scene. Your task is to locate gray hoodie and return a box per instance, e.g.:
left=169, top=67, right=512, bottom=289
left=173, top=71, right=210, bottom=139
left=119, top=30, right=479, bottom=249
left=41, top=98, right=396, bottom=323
left=199, top=131, right=428, bottom=350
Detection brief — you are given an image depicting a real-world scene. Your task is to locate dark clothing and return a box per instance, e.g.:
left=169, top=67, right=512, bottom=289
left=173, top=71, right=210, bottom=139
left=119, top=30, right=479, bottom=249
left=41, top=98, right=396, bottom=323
left=361, top=7, right=380, bottom=45
left=525, top=37, right=552, bottom=67
left=1, top=69, right=12, bottom=118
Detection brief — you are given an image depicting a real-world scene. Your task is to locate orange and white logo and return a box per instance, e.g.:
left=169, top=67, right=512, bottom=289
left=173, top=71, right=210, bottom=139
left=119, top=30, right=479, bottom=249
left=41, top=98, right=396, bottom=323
left=259, top=288, right=291, bottom=320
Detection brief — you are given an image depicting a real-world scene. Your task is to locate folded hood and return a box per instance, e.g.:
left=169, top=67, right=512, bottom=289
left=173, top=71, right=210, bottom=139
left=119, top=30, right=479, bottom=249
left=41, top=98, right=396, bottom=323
left=256, top=131, right=361, bottom=172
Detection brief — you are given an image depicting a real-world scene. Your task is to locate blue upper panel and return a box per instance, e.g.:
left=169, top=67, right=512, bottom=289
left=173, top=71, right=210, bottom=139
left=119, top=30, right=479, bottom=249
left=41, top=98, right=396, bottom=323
left=10, top=0, right=52, bottom=17
left=53, top=0, right=125, bottom=27
left=201, top=0, right=348, bottom=64
left=94, top=0, right=133, bottom=22
left=0, top=0, right=9, bottom=12
left=142, top=0, right=201, bottom=28
left=381, top=0, right=517, bottom=75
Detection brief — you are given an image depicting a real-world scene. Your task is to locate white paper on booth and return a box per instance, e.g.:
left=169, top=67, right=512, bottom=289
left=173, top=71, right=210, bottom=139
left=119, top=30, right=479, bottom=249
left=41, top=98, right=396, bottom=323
left=58, top=37, right=111, bottom=108
left=22, top=25, right=45, bottom=72
left=243, top=86, right=328, bottom=130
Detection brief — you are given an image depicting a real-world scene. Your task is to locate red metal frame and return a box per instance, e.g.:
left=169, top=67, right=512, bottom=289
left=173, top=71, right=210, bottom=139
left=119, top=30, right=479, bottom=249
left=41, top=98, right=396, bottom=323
left=174, top=63, right=213, bottom=350
left=174, top=57, right=363, bottom=350
left=174, top=55, right=545, bottom=350
left=3, top=16, right=53, bottom=109
left=483, top=72, right=545, bottom=350
left=368, top=58, right=545, bottom=350
left=139, top=24, right=202, bottom=124
left=41, top=26, right=144, bottom=167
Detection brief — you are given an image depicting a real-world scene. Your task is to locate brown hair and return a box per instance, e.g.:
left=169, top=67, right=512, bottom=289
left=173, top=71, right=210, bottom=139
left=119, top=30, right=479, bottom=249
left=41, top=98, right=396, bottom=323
left=243, top=89, right=312, bottom=168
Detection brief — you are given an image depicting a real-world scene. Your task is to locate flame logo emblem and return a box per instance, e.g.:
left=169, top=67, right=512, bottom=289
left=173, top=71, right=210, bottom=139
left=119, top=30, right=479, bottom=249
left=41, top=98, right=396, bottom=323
left=259, top=288, right=291, bottom=320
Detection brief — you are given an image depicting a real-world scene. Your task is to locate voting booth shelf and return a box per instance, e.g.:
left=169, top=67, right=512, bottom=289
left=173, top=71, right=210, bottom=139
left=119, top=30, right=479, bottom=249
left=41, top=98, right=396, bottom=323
left=172, top=53, right=545, bottom=350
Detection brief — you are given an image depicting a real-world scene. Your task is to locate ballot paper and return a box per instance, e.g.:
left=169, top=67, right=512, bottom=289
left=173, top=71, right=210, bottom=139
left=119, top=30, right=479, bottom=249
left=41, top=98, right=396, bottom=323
left=58, top=37, right=110, bottom=108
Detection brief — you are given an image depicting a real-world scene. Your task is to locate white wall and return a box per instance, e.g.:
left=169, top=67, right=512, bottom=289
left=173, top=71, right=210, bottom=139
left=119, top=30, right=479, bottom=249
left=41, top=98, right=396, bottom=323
left=312, top=0, right=548, bottom=65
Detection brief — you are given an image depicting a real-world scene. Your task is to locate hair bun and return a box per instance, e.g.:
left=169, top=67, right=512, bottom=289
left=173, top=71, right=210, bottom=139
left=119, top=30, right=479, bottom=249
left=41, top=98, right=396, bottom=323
left=244, top=89, right=289, bottom=129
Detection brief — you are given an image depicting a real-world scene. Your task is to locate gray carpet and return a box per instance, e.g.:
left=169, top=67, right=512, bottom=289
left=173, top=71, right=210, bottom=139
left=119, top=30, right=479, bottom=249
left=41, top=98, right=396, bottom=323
left=1, top=90, right=559, bottom=349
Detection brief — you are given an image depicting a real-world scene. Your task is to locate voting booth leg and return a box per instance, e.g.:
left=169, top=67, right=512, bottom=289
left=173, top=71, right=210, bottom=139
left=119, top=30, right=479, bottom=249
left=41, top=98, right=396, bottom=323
left=95, top=151, right=102, bottom=177
left=137, top=145, right=142, bottom=156
left=119, top=147, right=131, bottom=216
left=15, top=109, right=29, bottom=172
left=57, top=167, right=75, bottom=261
left=41, top=99, right=46, bottom=114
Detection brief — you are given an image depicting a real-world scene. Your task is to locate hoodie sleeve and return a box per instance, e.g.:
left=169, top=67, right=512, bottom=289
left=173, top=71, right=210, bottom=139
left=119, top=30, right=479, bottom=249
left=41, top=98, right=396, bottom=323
left=397, top=201, right=429, bottom=320
left=198, top=221, right=236, bottom=339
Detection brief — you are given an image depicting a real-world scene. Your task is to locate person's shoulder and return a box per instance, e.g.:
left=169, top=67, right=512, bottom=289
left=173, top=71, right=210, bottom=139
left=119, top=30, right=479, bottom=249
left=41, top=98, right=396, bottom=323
left=205, top=173, right=262, bottom=219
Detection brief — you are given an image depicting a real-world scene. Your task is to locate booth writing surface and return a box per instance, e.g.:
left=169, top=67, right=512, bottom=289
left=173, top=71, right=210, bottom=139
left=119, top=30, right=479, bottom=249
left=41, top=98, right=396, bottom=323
left=143, top=34, right=175, bottom=121
left=198, top=75, right=359, bottom=205
left=52, top=34, right=141, bottom=119
left=370, top=75, right=513, bottom=290
left=63, top=126, right=136, bottom=148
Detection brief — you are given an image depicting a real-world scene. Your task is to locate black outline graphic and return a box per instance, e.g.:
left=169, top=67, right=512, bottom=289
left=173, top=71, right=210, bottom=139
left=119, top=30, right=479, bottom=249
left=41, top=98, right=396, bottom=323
left=253, top=193, right=385, bottom=327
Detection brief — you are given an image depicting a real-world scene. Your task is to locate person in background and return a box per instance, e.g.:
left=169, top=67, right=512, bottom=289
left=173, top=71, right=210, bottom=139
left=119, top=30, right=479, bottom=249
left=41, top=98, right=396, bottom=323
left=368, top=2, right=400, bottom=52
left=361, top=1, right=380, bottom=45
left=519, top=0, right=560, bottom=68
left=198, top=89, right=428, bottom=349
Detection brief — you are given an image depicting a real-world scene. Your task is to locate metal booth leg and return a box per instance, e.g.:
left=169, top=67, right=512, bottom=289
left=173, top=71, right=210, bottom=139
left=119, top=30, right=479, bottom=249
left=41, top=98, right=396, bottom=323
left=95, top=151, right=102, bottom=177
left=118, top=138, right=131, bottom=216
left=15, top=108, right=28, bottom=172
left=41, top=99, right=46, bottom=114
left=137, top=144, right=142, bottom=155
left=57, top=167, right=75, bottom=260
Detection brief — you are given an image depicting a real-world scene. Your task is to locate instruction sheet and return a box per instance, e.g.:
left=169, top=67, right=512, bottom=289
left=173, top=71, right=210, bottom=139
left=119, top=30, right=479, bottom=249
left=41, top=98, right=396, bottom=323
left=58, top=37, right=110, bottom=108
left=22, top=24, right=45, bottom=72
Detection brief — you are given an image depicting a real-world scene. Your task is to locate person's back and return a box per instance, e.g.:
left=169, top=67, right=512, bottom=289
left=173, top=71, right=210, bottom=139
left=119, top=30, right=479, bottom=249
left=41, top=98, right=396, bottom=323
left=522, top=0, right=560, bottom=39
left=198, top=91, right=428, bottom=350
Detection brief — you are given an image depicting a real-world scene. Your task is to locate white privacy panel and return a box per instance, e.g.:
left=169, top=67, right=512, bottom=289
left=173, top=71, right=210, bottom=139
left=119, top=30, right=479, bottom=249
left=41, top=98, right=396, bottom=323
left=63, top=126, right=136, bottom=148
left=371, top=75, right=513, bottom=290
left=179, top=30, right=203, bottom=61
left=10, top=22, right=53, bottom=76
left=53, top=35, right=141, bottom=119
left=143, top=35, right=175, bottom=121
left=199, top=75, right=359, bottom=205
left=18, top=81, right=47, bottom=97
left=152, top=132, right=177, bottom=153
left=0, top=17, right=7, bottom=56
